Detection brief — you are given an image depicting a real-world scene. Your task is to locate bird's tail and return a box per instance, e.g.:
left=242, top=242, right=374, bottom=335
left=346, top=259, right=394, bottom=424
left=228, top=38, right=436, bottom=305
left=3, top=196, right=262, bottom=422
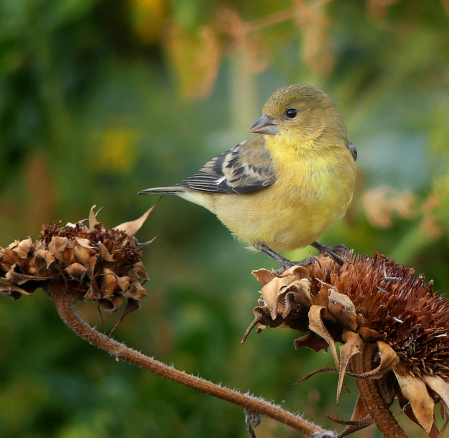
left=138, top=186, right=185, bottom=196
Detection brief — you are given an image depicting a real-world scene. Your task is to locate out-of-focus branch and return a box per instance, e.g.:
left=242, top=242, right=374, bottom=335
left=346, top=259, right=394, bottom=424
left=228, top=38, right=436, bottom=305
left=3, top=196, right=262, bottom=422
left=47, top=287, right=334, bottom=438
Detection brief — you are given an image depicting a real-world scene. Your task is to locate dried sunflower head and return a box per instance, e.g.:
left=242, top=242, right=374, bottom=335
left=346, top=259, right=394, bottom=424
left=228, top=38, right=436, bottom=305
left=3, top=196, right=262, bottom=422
left=0, top=205, right=156, bottom=317
left=245, top=253, right=449, bottom=438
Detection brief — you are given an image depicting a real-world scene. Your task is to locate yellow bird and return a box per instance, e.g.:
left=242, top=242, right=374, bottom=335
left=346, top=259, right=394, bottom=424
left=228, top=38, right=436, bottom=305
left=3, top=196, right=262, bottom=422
left=139, top=84, right=357, bottom=268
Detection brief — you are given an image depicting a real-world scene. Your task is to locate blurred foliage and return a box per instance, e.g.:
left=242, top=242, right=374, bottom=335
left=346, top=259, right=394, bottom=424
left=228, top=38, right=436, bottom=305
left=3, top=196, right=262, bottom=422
left=0, top=0, right=449, bottom=437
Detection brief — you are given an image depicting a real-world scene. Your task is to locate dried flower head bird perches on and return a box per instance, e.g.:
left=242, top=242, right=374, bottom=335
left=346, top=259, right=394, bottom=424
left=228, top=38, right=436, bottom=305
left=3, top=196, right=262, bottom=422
left=244, top=252, right=449, bottom=438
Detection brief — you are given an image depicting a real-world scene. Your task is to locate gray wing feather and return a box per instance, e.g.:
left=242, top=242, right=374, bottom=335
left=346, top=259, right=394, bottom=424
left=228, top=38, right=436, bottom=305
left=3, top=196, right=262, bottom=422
left=348, top=142, right=357, bottom=161
left=178, top=137, right=277, bottom=195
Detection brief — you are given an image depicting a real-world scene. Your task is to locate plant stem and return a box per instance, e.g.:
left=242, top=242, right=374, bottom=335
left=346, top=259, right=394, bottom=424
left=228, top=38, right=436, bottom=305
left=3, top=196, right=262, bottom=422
left=352, top=343, right=407, bottom=438
left=47, top=288, right=334, bottom=438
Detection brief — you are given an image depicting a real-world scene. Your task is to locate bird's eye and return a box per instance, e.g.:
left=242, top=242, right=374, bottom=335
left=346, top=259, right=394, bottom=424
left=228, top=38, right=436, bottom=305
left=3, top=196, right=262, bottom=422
left=285, top=108, right=298, bottom=118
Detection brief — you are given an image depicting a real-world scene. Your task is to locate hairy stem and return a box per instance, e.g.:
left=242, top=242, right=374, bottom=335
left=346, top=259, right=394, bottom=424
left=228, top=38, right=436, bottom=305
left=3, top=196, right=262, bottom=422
left=352, top=343, right=407, bottom=438
left=47, top=287, right=333, bottom=438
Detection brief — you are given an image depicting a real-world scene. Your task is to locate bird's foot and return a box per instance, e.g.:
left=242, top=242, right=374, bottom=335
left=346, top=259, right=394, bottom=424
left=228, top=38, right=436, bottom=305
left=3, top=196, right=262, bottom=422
left=273, top=256, right=320, bottom=274
left=254, top=244, right=320, bottom=274
left=311, top=242, right=348, bottom=266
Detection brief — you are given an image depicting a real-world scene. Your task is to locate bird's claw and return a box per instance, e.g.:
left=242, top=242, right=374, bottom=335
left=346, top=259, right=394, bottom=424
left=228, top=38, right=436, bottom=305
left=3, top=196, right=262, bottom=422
left=311, top=242, right=348, bottom=266
left=275, top=256, right=320, bottom=274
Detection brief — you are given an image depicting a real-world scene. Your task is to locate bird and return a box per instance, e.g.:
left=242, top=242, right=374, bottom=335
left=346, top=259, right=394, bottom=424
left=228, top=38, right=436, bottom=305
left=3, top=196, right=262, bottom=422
left=139, top=84, right=357, bottom=269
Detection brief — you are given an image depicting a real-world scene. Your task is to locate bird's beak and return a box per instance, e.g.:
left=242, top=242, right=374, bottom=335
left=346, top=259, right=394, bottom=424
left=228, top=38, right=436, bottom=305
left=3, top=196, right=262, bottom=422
left=249, top=113, right=280, bottom=135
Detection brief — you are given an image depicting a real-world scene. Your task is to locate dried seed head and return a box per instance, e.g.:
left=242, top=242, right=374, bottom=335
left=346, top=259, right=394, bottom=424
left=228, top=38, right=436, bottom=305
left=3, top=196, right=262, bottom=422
left=246, top=253, right=449, bottom=437
left=0, top=206, right=156, bottom=317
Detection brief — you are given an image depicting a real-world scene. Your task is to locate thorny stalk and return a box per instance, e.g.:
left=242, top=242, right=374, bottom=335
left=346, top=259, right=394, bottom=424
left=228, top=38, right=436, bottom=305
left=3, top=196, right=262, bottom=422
left=351, top=343, right=407, bottom=438
left=46, top=285, right=334, bottom=438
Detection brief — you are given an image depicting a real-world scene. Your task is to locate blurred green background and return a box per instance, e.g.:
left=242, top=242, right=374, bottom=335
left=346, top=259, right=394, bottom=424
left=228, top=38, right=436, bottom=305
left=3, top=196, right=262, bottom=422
left=1, top=0, right=449, bottom=437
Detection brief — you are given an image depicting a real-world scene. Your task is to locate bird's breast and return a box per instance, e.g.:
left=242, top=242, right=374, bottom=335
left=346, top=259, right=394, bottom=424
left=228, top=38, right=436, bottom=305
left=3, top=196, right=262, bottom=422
left=212, top=144, right=356, bottom=252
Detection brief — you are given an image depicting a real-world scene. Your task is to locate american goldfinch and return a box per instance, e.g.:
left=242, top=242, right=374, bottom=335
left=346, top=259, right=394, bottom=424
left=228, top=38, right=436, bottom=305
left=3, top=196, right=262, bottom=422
left=139, top=84, right=357, bottom=268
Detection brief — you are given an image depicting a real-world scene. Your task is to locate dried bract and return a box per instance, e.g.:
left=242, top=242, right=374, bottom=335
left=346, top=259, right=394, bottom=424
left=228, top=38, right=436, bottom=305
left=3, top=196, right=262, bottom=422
left=0, top=206, right=156, bottom=317
left=246, top=253, right=449, bottom=437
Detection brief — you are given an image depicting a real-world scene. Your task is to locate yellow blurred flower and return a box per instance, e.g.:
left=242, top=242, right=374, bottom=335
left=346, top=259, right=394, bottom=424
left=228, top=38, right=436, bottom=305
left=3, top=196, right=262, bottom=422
left=96, top=128, right=139, bottom=174
left=129, top=0, right=167, bottom=43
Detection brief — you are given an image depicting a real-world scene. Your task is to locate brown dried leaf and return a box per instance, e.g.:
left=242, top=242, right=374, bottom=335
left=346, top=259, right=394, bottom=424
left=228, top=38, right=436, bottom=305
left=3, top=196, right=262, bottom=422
left=394, top=363, right=434, bottom=433
left=114, top=202, right=159, bottom=236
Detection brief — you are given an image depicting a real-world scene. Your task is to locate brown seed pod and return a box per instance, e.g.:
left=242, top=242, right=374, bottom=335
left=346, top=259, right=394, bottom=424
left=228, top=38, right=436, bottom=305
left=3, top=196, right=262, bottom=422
left=245, top=253, right=449, bottom=437
left=0, top=205, right=156, bottom=319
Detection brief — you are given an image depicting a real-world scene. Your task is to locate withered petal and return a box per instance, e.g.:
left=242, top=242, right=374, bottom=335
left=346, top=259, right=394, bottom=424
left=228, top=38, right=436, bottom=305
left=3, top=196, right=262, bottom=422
left=423, top=375, right=449, bottom=417
left=132, top=261, right=149, bottom=281
left=111, top=295, right=124, bottom=311
left=394, top=362, right=435, bottom=433
left=124, top=281, right=148, bottom=300
left=252, top=268, right=276, bottom=286
left=74, top=247, right=97, bottom=277
left=98, top=298, right=116, bottom=312
left=116, top=275, right=130, bottom=292
left=337, top=332, right=364, bottom=404
left=98, top=243, right=115, bottom=262
left=65, top=263, right=88, bottom=281
left=48, top=236, right=69, bottom=254
left=75, top=237, right=93, bottom=249
left=335, top=396, right=373, bottom=438
left=358, top=327, right=384, bottom=343
left=0, top=279, right=31, bottom=295
left=5, top=264, right=48, bottom=284
left=294, top=331, right=330, bottom=352
left=114, top=202, right=159, bottom=236
left=35, top=247, right=56, bottom=268
left=101, top=268, right=119, bottom=297
left=11, top=238, right=32, bottom=258
left=328, top=288, right=358, bottom=331
left=308, top=305, right=340, bottom=369
left=88, top=205, right=100, bottom=231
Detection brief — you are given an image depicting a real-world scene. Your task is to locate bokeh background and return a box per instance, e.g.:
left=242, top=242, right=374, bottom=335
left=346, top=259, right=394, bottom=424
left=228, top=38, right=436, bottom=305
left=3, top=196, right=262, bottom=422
left=1, top=0, right=449, bottom=437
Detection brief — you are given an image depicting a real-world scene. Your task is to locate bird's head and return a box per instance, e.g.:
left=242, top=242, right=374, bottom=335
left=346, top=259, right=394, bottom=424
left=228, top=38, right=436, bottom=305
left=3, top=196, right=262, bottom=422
left=250, top=84, right=347, bottom=148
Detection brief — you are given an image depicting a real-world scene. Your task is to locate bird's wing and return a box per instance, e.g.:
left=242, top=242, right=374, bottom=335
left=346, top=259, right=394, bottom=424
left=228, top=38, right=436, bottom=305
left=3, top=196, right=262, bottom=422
left=348, top=142, right=357, bottom=161
left=178, top=136, right=277, bottom=195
